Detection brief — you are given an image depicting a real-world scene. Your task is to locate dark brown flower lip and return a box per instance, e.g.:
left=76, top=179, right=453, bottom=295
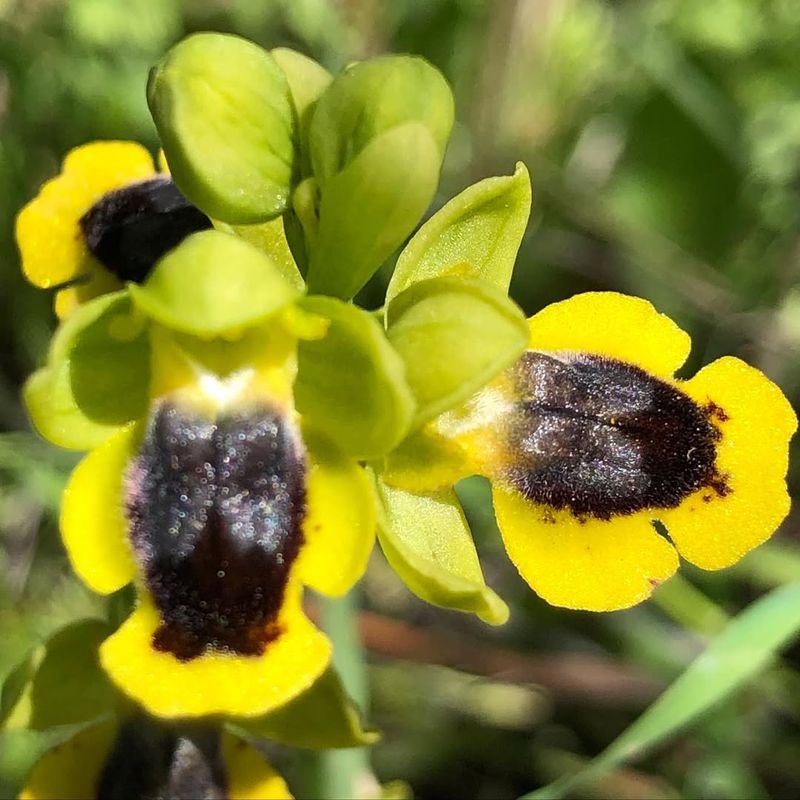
left=503, top=351, right=729, bottom=520
left=125, top=399, right=306, bottom=661
left=80, top=175, right=212, bottom=285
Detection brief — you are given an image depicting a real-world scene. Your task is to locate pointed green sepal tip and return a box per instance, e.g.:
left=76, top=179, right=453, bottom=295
left=386, top=275, right=529, bottom=427
left=24, top=292, right=151, bottom=451
left=148, top=32, right=295, bottom=224
left=376, top=480, right=509, bottom=625
left=388, top=162, right=532, bottom=303
left=128, top=229, right=301, bottom=337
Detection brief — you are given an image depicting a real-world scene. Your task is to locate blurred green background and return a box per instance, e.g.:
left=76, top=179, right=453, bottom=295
left=2, top=1, right=800, bottom=798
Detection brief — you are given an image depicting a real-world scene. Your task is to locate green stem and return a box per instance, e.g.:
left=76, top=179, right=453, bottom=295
left=651, top=573, right=729, bottom=635
left=313, top=588, right=374, bottom=800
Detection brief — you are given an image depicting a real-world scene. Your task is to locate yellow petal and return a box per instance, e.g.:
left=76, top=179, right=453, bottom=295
left=660, top=356, right=797, bottom=570
left=60, top=424, right=138, bottom=595
left=18, top=720, right=117, bottom=800
left=526, top=292, right=691, bottom=377
left=493, top=487, right=678, bottom=611
left=223, top=733, right=294, bottom=800
left=54, top=269, right=123, bottom=320
left=297, top=432, right=376, bottom=597
left=99, top=583, right=331, bottom=719
left=16, top=141, right=155, bottom=291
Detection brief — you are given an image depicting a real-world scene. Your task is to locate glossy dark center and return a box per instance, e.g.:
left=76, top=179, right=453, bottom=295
left=80, top=176, right=212, bottom=284
left=504, top=351, right=728, bottom=520
left=125, top=401, right=306, bottom=661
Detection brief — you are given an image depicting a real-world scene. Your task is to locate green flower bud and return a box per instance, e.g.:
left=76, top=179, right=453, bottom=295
left=148, top=33, right=296, bottom=224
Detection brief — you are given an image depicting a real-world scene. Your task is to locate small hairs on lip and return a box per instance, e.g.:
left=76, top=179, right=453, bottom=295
left=125, top=400, right=307, bottom=661
left=504, top=351, right=727, bottom=520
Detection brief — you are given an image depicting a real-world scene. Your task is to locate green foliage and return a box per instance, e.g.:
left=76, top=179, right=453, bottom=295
left=129, top=230, right=300, bottom=337
left=376, top=480, right=508, bottom=625
left=386, top=276, right=529, bottom=426
left=528, top=582, right=800, bottom=799
left=148, top=32, right=295, bottom=224
left=295, top=296, right=415, bottom=460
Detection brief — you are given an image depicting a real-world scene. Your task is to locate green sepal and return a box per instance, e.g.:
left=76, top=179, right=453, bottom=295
left=148, top=32, right=295, bottom=224
left=386, top=276, right=529, bottom=427
left=295, top=296, right=415, bottom=460
left=309, top=55, right=453, bottom=186
left=128, top=230, right=301, bottom=337
left=376, top=480, right=508, bottom=624
left=306, top=123, right=440, bottom=299
left=24, top=292, right=151, bottom=451
left=272, top=48, right=332, bottom=178
left=387, top=162, right=532, bottom=303
left=215, top=217, right=305, bottom=291
left=231, top=667, right=379, bottom=750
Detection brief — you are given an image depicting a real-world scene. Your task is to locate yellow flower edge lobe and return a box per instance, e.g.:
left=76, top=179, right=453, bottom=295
left=297, top=432, right=377, bottom=597
left=662, top=356, right=797, bottom=570
left=60, top=423, right=139, bottom=595
left=222, top=732, right=294, bottom=800
left=18, top=720, right=118, bottom=800
left=493, top=487, right=679, bottom=611
left=99, top=584, right=331, bottom=719
left=16, top=140, right=156, bottom=313
left=527, top=292, right=692, bottom=377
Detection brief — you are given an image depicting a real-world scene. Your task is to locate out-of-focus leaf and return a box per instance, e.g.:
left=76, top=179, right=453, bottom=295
left=148, top=32, right=295, bottom=223
left=295, top=296, right=415, bottom=459
left=526, top=582, right=800, bottom=799
left=387, top=162, right=532, bottom=303
left=386, top=276, right=528, bottom=426
left=232, top=667, right=378, bottom=750
left=129, top=230, right=300, bottom=337
left=376, top=480, right=508, bottom=624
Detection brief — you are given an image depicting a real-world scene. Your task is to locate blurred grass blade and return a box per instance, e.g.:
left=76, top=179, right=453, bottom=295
left=525, top=582, right=800, bottom=799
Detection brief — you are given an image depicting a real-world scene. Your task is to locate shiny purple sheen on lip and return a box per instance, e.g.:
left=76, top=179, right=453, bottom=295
left=125, top=401, right=306, bottom=661
left=505, top=352, right=728, bottom=520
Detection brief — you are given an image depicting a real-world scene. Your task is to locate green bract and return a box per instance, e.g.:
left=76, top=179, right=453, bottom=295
left=304, top=55, right=455, bottom=298
left=376, top=480, right=508, bottom=624
left=24, top=292, right=151, bottom=450
left=387, top=162, right=532, bottom=303
left=295, top=296, right=415, bottom=459
left=148, top=32, right=295, bottom=224
left=128, top=230, right=300, bottom=337
left=386, top=275, right=529, bottom=427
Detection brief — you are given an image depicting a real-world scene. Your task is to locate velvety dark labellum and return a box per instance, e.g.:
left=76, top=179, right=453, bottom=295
left=126, top=401, right=306, bottom=661
left=80, top=176, right=212, bottom=284
left=505, top=352, right=728, bottom=519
